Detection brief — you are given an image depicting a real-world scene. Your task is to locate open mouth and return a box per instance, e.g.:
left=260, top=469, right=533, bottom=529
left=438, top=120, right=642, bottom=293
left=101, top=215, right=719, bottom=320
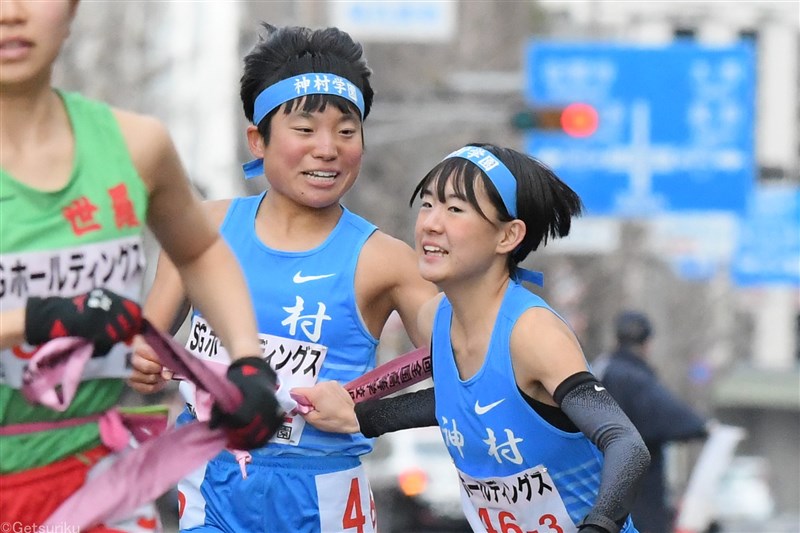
left=303, top=170, right=337, bottom=181
left=422, top=245, right=448, bottom=256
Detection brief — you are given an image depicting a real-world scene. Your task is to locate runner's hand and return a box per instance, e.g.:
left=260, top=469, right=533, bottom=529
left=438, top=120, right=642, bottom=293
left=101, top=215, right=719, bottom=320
left=129, top=335, right=173, bottom=394
left=25, top=288, right=142, bottom=355
left=292, top=381, right=360, bottom=434
left=210, top=356, right=285, bottom=449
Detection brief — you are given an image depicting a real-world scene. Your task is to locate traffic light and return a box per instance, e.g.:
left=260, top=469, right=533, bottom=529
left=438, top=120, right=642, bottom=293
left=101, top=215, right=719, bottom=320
left=510, top=103, right=598, bottom=138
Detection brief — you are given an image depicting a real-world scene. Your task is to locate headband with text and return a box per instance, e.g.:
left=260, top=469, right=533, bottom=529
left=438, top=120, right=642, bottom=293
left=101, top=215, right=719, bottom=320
left=444, top=145, right=543, bottom=287
left=445, top=146, right=518, bottom=218
left=243, top=73, right=366, bottom=179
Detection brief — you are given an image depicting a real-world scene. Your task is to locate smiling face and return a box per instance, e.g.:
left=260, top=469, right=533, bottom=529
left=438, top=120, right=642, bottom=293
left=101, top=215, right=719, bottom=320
left=251, top=97, right=363, bottom=211
left=414, top=172, right=509, bottom=287
left=0, top=0, right=76, bottom=90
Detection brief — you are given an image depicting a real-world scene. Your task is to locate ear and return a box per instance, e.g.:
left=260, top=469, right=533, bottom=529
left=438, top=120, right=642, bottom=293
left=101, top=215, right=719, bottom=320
left=246, top=125, right=265, bottom=159
left=496, top=219, right=526, bottom=255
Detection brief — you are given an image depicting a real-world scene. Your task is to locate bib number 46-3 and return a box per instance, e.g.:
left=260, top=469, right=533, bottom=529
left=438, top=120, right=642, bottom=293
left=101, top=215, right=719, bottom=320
left=478, top=508, right=564, bottom=533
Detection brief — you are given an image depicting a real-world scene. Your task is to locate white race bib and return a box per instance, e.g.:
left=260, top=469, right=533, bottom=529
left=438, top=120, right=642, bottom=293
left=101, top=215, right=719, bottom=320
left=185, top=315, right=328, bottom=446
left=458, top=465, right=577, bottom=533
left=316, top=464, right=376, bottom=533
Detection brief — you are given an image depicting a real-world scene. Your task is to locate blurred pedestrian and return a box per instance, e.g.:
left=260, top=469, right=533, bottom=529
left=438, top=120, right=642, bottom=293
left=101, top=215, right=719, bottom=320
left=593, top=311, right=710, bottom=533
left=299, top=143, right=651, bottom=533
left=0, top=0, right=282, bottom=527
left=128, top=22, right=437, bottom=532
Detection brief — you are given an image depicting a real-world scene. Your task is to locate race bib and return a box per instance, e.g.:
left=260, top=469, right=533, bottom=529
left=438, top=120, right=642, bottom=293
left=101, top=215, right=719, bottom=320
left=0, top=235, right=144, bottom=388
left=317, top=464, right=376, bottom=533
left=458, top=465, right=576, bottom=533
left=185, top=315, right=328, bottom=446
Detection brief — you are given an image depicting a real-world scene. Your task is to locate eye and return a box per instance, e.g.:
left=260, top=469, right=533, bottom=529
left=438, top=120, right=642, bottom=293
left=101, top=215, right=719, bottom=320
left=339, top=118, right=360, bottom=136
left=293, top=126, right=313, bottom=133
left=448, top=205, right=464, bottom=213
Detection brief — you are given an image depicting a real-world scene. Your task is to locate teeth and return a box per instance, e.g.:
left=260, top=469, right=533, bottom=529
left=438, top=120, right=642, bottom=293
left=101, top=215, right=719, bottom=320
left=304, top=171, right=336, bottom=178
left=423, top=245, right=446, bottom=254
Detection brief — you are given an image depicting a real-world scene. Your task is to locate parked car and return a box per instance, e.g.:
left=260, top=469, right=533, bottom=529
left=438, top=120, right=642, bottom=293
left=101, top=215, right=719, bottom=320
left=363, top=426, right=469, bottom=533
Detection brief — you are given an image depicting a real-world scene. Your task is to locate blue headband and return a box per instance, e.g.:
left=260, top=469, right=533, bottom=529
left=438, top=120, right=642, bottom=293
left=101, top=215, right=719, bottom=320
left=242, top=73, right=366, bottom=179
left=445, top=146, right=518, bottom=218
left=444, top=145, right=544, bottom=287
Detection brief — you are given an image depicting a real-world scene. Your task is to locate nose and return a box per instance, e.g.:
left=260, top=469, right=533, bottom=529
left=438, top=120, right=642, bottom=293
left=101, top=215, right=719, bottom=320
left=311, top=131, right=337, bottom=161
left=417, top=204, right=444, bottom=234
left=0, top=0, right=25, bottom=24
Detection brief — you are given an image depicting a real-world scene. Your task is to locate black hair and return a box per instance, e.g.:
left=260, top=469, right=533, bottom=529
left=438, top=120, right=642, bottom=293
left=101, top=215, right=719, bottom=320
left=240, top=23, right=374, bottom=143
left=615, top=311, right=653, bottom=347
left=409, top=143, right=583, bottom=274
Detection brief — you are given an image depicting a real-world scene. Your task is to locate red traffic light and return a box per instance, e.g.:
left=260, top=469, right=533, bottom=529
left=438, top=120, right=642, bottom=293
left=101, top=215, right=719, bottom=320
left=511, top=104, right=599, bottom=137
left=560, top=103, right=599, bottom=138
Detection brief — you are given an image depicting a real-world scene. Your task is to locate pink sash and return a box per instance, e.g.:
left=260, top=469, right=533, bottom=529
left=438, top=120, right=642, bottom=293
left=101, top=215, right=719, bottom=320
left=19, top=321, right=242, bottom=529
left=21, top=322, right=430, bottom=528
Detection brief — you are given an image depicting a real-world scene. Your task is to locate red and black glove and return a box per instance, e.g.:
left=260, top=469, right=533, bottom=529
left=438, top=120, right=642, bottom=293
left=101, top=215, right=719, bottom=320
left=210, top=356, right=285, bottom=450
left=25, top=288, right=143, bottom=355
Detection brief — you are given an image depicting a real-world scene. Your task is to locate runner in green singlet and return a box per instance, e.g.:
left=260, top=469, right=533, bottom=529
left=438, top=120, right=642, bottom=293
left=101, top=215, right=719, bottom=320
left=0, top=1, right=282, bottom=528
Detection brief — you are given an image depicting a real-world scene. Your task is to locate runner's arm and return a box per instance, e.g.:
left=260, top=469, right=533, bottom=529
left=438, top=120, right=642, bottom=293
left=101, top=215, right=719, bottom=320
left=350, top=295, right=439, bottom=435
left=359, top=233, right=438, bottom=348
left=0, top=308, right=25, bottom=349
left=555, top=372, right=650, bottom=533
left=143, top=251, right=190, bottom=334
left=129, top=201, right=231, bottom=393
left=355, top=387, right=437, bottom=437
left=128, top=250, right=189, bottom=393
left=295, top=382, right=436, bottom=436
left=121, top=111, right=281, bottom=448
left=511, top=310, right=649, bottom=533
left=120, top=111, right=261, bottom=360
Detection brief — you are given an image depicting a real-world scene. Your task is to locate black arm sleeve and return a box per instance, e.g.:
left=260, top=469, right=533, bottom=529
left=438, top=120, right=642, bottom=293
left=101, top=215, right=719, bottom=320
left=554, top=372, right=651, bottom=533
left=354, top=387, right=437, bottom=438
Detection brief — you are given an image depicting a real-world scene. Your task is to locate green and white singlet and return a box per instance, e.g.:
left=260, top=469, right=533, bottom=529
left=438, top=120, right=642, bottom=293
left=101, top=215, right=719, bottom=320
left=0, top=91, right=148, bottom=474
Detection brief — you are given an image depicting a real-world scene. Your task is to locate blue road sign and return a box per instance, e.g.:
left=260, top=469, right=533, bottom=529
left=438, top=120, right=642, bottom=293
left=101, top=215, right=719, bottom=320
left=731, top=185, right=800, bottom=287
left=524, top=41, right=756, bottom=216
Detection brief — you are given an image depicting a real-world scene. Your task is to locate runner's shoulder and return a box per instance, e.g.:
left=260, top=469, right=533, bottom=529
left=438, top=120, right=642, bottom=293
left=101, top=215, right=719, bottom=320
left=203, top=199, right=234, bottom=227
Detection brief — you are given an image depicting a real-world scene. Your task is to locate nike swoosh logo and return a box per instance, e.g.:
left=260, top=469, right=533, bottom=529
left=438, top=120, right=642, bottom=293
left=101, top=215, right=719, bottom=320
left=474, top=398, right=505, bottom=415
left=594, top=384, right=606, bottom=392
left=293, top=271, right=336, bottom=284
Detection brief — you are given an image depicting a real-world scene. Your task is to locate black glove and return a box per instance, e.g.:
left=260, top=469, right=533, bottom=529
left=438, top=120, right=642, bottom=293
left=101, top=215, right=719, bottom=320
left=210, top=356, right=285, bottom=450
left=25, top=288, right=143, bottom=355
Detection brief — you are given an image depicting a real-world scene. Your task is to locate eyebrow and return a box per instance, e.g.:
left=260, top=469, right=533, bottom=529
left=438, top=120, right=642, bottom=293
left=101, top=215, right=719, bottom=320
left=421, top=187, right=466, bottom=202
left=290, top=109, right=360, bottom=122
